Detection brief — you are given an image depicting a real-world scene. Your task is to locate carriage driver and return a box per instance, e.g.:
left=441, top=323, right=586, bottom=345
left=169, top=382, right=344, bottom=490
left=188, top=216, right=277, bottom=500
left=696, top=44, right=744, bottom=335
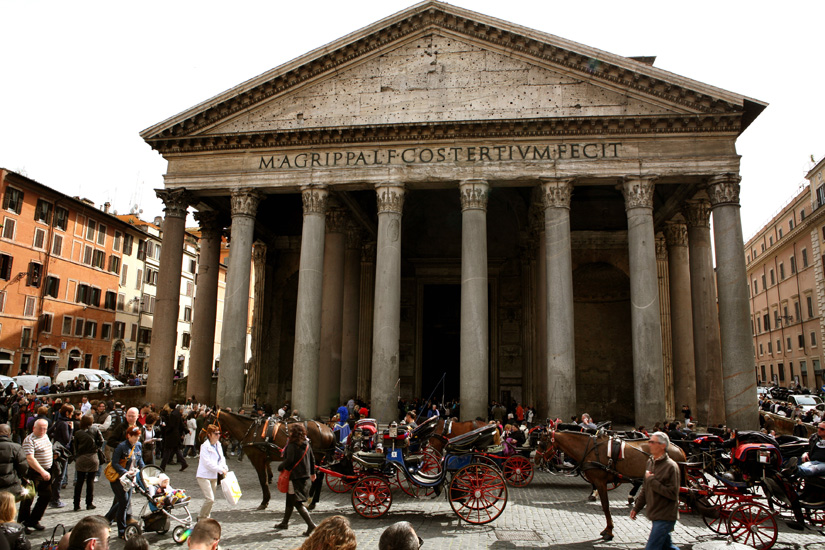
left=798, top=421, right=825, bottom=477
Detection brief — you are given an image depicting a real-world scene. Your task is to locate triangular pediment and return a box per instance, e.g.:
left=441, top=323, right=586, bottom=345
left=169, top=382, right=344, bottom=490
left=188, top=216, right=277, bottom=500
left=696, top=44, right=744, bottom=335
left=141, top=1, right=765, bottom=150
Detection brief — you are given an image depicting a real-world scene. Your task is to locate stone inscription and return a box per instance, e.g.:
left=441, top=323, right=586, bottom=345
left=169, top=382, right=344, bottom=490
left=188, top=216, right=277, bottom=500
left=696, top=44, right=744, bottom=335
left=259, top=142, right=622, bottom=170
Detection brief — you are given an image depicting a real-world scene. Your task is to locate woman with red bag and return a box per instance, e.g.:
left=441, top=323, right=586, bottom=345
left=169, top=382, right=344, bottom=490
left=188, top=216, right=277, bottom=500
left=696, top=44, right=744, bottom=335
left=273, top=423, right=316, bottom=536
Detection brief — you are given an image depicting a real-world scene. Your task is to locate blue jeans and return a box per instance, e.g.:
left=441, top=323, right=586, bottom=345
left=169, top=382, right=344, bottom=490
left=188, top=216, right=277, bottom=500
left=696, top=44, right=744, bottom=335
left=799, top=461, right=825, bottom=477
left=645, top=520, right=679, bottom=550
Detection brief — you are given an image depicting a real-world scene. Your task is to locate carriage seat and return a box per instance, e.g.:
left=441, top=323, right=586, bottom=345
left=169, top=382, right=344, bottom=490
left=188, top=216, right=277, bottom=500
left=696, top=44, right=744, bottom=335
left=353, top=451, right=386, bottom=468
left=444, top=425, right=498, bottom=454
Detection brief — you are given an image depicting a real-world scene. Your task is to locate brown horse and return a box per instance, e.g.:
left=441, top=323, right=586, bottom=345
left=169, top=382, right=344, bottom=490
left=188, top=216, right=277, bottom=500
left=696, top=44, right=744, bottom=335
left=549, top=428, right=685, bottom=541
left=203, top=409, right=336, bottom=509
left=428, top=418, right=501, bottom=454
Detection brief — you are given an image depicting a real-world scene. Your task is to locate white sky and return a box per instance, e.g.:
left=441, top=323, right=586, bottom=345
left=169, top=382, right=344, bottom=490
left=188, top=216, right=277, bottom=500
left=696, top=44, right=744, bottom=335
left=2, top=1, right=823, bottom=239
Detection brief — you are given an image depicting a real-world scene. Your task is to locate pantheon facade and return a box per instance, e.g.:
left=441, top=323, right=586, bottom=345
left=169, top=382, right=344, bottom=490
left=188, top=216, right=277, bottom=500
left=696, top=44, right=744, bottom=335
left=141, top=1, right=764, bottom=428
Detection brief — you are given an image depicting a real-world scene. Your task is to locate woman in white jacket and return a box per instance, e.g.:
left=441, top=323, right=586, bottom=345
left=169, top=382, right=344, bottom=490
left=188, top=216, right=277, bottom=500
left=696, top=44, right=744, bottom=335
left=196, top=424, right=229, bottom=519
left=183, top=412, right=198, bottom=458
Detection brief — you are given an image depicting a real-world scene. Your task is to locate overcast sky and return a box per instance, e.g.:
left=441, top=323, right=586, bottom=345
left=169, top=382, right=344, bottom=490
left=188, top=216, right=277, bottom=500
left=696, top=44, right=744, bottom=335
left=2, top=1, right=823, bottom=239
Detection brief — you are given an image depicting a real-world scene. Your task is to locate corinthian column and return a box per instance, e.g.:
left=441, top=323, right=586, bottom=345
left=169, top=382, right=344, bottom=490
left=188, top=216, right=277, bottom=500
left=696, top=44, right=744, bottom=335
left=460, top=179, right=490, bottom=422
left=684, top=199, right=725, bottom=427
left=340, top=224, right=362, bottom=403
left=217, top=189, right=262, bottom=411
left=708, top=174, right=758, bottom=430
left=244, top=241, right=267, bottom=407
left=541, top=178, right=576, bottom=421
left=357, top=241, right=376, bottom=400
left=664, top=221, right=697, bottom=417
left=318, top=206, right=347, bottom=417
left=292, top=186, right=328, bottom=419
left=146, top=188, right=190, bottom=406
left=370, top=184, right=404, bottom=423
left=187, top=211, right=223, bottom=405
left=620, top=177, right=666, bottom=426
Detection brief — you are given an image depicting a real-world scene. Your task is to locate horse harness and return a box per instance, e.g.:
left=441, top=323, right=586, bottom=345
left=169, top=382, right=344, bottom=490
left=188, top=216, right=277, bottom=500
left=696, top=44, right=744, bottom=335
left=552, top=427, right=647, bottom=483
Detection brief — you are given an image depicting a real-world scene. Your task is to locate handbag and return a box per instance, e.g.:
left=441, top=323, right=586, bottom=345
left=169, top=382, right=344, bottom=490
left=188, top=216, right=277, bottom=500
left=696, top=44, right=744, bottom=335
left=38, top=524, right=65, bottom=550
left=277, top=443, right=309, bottom=493
left=16, top=478, right=36, bottom=502
left=104, top=446, right=133, bottom=482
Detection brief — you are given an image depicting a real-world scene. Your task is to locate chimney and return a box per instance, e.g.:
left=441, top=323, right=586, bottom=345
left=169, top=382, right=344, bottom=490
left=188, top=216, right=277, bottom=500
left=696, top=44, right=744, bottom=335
left=153, top=216, right=163, bottom=226
left=103, top=202, right=111, bottom=214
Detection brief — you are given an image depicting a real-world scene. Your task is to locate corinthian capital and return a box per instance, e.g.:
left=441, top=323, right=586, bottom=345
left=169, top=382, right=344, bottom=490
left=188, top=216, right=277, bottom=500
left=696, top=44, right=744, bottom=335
left=193, top=210, right=224, bottom=240
left=155, top=188, right=191, bottom=219
left=707, top=173, right=742, bottom=208
left=346, top=222, right=362, bottom=250
left=656, top=233, right=668, bottom=260
left=459, top=179, right=489, bottom=211
left=683, top=199, right=711, bottom=228
left=664, top=222, right=688, bottom=248
left=301, top=186, right=328, bottom=215
left=325, top=208, right=349, bottom=233
left=230, top=188, right=263, bottom=218
left=540, top=178, right=574, bottom=209
left=376, top=184, right=405, bottom=214
left=620, top=177, right=657, bottom=210
left=252, top=240, right=267, bottom=265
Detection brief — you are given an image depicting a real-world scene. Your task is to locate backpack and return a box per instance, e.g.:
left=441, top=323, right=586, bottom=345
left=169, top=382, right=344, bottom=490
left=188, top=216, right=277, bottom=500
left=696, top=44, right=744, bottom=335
left=106, top=409, right=125, bottom=440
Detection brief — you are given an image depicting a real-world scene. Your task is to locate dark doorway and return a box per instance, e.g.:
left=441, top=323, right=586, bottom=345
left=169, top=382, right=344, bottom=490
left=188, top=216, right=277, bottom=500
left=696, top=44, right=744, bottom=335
left=422, top=285, right=460, bottom=402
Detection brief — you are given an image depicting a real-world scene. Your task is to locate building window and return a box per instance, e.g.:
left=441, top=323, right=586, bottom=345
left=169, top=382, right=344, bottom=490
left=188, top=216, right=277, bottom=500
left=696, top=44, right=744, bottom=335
left=779, top=263, right=784, bottom=280
left=92, top=250, right=105, bottom=270
left=188, top=259, right=197, bottom=273
left=802, top=209, right=806, bottom=220
left=97, top=224, right=106, bottom=246
left=44, top=276, right=60, bottom=298
left=123, top=234, right=134, bottom=255
left=121, top=265, right=128, bottom=286
left=98, top=356, right=108, bottom=369
left=90, top=287, right=101, bottom=307
left=76, top=284, right=91, bottom=305
left=769, top=236, right=774, bottom=246
left=51, top=234, right=63, bottom=257
left=778, top=228, right=783, bottom=239
left=138, top=328, right=152, bottom=344
left=762, top=274, right=767, bottom=289
left=137, top=240, right=146, bottom=260
left=799, top=334, right=805, bottom=349
left=130, top=324, right=137, bottom=341
left=83, top=245, right=93, bottom=266
left=812, top=332, right=818, bottom=347
left=787, top=337, right=792, bottom=351
left=794, top=301, right=801, bottom=321
left=763, top=314, right=770, bottom=331
left=117, top=293, right=125, bottom=311
left=26, top=262, right=42, bottom=288
left=2, top=187, right=23, bottom=214
left=759, top=343, right=764, bottom=355
left=141, top=295, right=156, bottom=314
left=754, top=280, right=759, bottom=294
left=34, top=199, right=52, bottom=224
left=108, top=255, right=120, bottom=274
left=114, top=322, right=125, bottom=340
left=84, top=321, right=97, bottom=338
left=808, top=296, right=814, bottom=318
left=62, top=316, right=73, bottom=336
left=135, top=269, right=142, bottom=290
left=0, top=291, right=5, bottom=313
left=53, top=206, right=68, bottom=231
left=803, top=249, right=809, bottom=268
left=113, top=231, right=122, bottom=252
left=183, top=306, right=192, bottom=322
left=32, top=228, right=46, bottom=250
left=0, top=254, right=12, bottom=280
left=181, top=333, right=191, bottom=349
left=768, top=341, right=773, bottom=353
left=101, top=323, right=112, bottom=340
left=790, top=219, right=795, bottom=230
left=41, top=313, right=53, bottom=334
left=74, top=318, right=84, bottom=337
left=2, top=217, right=16, bottom=240
left=790, top=256, right=796, bottom=274
left=86, top=219, right=96, bottom=241
left=84, top=354, right=92, bottom=369
left=770, top=269, right=775, bottom=285
left=20, top=327, right=32, bottom=348
left=761, top=243, right=766, bottom=252
left=23, top=296, right=36, bottom=317
left=184, top=281, right=193, bottom=297
left=145, top=241, right=155, bottom=260
left=104, top=291, right=117, bottom=310
left=145, top=268, right=158, bottom=286
left=757, top=317, right=762, bottom=332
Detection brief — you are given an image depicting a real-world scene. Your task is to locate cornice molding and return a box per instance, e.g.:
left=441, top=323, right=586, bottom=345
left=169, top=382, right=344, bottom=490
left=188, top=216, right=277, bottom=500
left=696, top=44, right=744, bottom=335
left=143, top=4, right=745, bottom=145
left=146, top=114, right=743, bottom=154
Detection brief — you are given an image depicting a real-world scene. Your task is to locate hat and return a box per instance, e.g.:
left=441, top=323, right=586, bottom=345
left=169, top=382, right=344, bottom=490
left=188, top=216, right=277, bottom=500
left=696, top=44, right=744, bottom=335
left=157, top=473, right=170, bottom=482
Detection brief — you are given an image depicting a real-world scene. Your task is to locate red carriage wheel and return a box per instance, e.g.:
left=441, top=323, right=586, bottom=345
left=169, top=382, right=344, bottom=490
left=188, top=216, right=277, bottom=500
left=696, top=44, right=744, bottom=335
left=394, top=468, right=420, bottom=497
left=726, top=502, right=778, bottom=550
left=325, top=472, right=351, bottom=494
left=472, top=454, right=501, bottom=470
left=351, top=476, right=392, bottom=519
left=502, top=455, right=533, bottom=487
left=448, top=463, right=508, bottom=524
left=417, top=451, right=443, bottom=497
left=702, top=492, right=739, bottom=534
left=805, top=507, right=825, bottom=526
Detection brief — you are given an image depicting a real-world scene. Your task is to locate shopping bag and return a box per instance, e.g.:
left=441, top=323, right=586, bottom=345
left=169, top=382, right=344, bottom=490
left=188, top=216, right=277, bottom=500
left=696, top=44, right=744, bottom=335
left=220, top=471, right=242, bottom=506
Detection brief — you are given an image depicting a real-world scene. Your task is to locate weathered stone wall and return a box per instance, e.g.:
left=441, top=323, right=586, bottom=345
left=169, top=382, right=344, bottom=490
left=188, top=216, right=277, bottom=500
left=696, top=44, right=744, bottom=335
left=498, top=258, right=524, bottom=405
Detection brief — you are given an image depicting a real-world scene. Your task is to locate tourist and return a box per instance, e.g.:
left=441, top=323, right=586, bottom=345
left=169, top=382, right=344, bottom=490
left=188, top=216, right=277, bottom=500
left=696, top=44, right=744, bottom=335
left=106, top=426, right=145, bottom=539
left=50, top=403, right=75, bottom=508
left=72, top=415, right=103, bottom=511
left=123, top=534, right=149, bottom=550
left=160, top=403, right=188, bottom=472
left=196, top=425, right=228, bottom=520
left=630, top=431, right=681, bottom=550
left=18, top=418, right=52, bottom=534
left=379, top=521, right=421, bottom=550
left=141, top=413, right=160, bottom=465
left=187, top=518, right=221, bottom=550
left=0, top=424, right=28, bottom=497
left=183, top=412, right=198, bottom=458
left=274, top=423, right=316, bottom=536
left=0, top=491, right=29, bottom=550
left=66, top=515, right=109, bottom=550
left=298, top=515, right=356, bottom=550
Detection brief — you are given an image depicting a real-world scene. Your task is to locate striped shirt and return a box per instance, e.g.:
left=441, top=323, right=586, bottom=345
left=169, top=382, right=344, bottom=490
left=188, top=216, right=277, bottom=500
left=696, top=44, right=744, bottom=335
left=22, top=433, right=53, bottom=471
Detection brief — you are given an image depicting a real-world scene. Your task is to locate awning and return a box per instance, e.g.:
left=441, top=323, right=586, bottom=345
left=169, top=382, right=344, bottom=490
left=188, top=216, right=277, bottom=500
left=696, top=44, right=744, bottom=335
left=0, top=359, right=13, bottom=366
left=39, top=354, right=59, bottom=361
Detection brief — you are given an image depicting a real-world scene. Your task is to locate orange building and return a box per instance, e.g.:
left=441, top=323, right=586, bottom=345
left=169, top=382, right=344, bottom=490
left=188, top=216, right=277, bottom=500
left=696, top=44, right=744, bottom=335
left=0, top=169, right=133, bottom=377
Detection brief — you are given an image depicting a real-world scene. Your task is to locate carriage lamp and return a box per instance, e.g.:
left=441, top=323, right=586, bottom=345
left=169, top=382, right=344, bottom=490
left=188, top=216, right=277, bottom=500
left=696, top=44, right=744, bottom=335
left=389, top=421, right=398, bottom=439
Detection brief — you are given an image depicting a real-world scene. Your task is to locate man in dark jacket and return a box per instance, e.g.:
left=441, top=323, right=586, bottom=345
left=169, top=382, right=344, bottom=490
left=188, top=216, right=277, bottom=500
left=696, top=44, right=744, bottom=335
left=48, top=404, right=74, bottom=508
left=160, top=402, right=188, bottom=472
left=0, top=423, right=28, bottom=496
left=631, top=431, right=681, bottom=550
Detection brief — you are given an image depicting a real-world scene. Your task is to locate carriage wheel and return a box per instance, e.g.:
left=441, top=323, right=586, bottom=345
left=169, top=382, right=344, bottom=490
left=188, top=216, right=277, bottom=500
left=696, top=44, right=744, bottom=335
left=702, top=492, right=740, bottom=534
left=351, top=476, right=392, bottom=519
left=502, top=456, right=533, bottom=487
left=448, top=463, right=508, bottom=524
left=805, top=507, right=825, bottom=526
left=326, top=473, right=352, bottom=494
left=726, top=502, right=778, bottom=550
left=472, top=454, right=501, bottom=470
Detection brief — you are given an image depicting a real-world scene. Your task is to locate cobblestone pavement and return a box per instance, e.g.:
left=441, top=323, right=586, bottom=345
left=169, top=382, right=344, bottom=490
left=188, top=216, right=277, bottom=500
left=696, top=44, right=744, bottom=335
left=34, top=455, right=825, bottom=549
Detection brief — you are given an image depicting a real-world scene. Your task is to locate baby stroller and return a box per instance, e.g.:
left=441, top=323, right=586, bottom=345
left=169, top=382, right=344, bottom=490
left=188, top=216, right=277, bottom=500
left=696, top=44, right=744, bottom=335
left=122, top=465, right=194, bottom=544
